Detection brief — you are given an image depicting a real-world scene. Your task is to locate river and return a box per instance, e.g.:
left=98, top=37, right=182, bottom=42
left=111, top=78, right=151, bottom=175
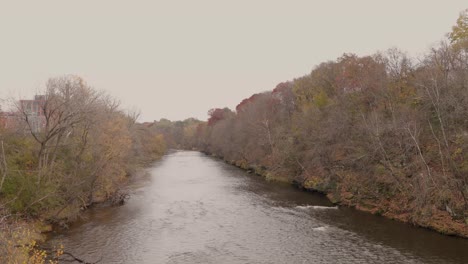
left=47, top=151, right=468, bottom=263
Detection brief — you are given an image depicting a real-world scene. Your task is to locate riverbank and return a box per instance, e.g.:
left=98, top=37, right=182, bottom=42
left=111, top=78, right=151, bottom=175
left=0, top=77, right=169, bottom=262
left=203, top=151, right=468, bottom=239
left=0, top=162, right=159, bottom=263
left=169, top=29, right=468, bottom=240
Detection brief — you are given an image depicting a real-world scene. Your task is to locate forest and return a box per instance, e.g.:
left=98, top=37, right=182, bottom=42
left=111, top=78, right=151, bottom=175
left=163, top=10, right=468, bottom=237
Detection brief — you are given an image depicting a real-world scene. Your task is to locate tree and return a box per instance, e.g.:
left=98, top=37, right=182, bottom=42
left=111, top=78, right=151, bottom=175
left=17, top=76, right=101, bottom=184
left=449, top=9, right=468, bottom=46
left=207, top=108, right=234, bottom=126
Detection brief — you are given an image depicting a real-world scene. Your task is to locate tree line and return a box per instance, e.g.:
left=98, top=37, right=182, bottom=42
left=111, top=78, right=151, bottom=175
left=170, top=10, right=468, bottom=237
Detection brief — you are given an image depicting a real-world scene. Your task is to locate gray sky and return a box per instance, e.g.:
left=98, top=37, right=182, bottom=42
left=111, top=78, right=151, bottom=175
left=0, top=1, right=466, bottom=121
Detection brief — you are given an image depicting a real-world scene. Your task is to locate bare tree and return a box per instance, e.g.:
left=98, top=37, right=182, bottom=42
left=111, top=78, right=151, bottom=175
left=16, top=76, right=101, bottom=184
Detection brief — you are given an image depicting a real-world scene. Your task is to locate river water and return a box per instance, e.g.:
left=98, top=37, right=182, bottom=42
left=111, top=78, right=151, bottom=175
left=48, top=151, right=468, bottom=263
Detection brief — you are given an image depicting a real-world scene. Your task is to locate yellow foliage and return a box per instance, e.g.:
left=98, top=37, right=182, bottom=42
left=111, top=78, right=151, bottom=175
left=0, top=222, right=63, bottom=264
left=314, top=90, right=329, bottom=108
left=450, top=9, right=468, bottom=44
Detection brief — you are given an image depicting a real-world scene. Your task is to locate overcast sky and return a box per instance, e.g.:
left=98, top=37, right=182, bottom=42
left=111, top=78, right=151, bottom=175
left=0, top=1, right=466, bottom=121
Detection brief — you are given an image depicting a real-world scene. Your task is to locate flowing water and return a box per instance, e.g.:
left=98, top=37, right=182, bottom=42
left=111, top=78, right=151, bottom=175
left=48, top=151, right=468, bottom=263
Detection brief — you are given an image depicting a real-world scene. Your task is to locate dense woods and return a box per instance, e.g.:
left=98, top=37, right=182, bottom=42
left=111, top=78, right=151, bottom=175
left=166, top=10, right=468, bottom=237
left=0, top=76, right=166, bottom=262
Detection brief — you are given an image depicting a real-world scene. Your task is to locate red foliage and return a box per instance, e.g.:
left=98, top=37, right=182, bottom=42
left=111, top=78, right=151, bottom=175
left=207, top=108, right=230, bottom=126
left=272, top=82, right=291, bottom=95
left=235, top=93, right=262, bottom=113
left=334, top=53, right=386, bottom=94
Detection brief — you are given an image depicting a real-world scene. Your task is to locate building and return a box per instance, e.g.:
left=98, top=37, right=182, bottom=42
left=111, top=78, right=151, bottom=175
left=19, top=95, right=46, bottom=133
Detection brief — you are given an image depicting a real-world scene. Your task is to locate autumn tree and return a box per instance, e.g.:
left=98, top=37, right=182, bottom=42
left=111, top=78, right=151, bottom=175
left=449, top=9, right=468, bottom=49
